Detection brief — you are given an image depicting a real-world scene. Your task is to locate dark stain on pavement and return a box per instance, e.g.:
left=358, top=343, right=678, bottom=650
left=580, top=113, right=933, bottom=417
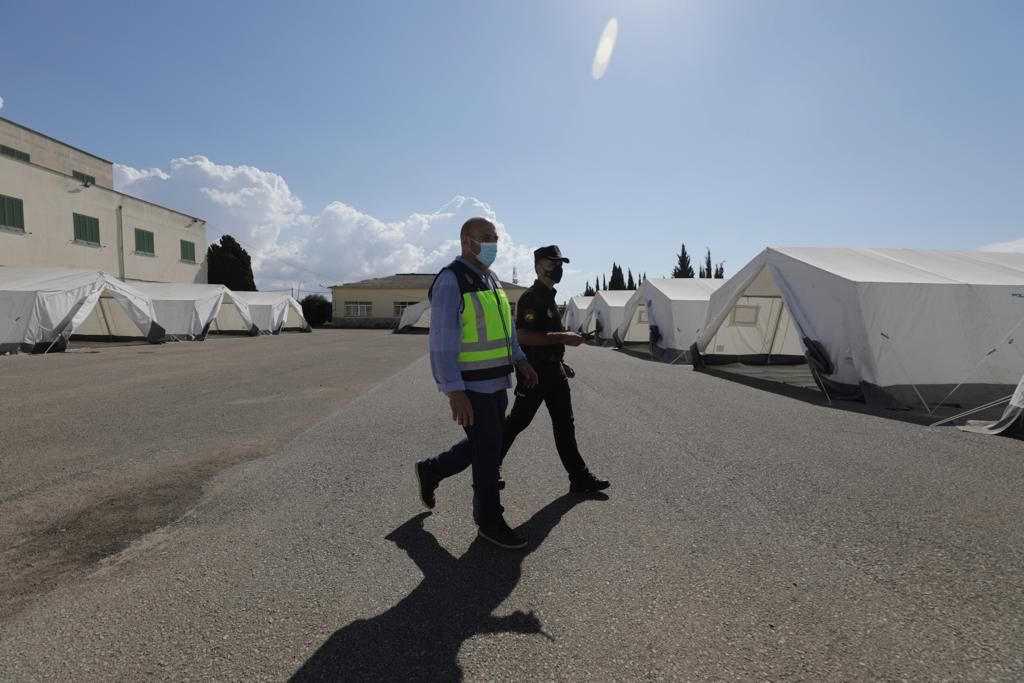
left=0, top=445, right=267, bottom=620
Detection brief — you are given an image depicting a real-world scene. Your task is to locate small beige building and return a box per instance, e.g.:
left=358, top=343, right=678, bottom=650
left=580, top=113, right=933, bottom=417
left=0, top=116, right=207, bottom=283
left=331, top=273, right=528, bottom=328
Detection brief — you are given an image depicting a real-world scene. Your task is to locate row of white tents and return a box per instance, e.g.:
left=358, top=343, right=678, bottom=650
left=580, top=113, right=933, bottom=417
left=1, top=267, right=309, bottom=355
left=563, top=249, right=1024, bottom=432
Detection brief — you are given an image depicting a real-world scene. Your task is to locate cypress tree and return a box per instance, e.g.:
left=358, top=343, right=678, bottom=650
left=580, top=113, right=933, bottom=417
left=672, top=243, right=695, bottom=278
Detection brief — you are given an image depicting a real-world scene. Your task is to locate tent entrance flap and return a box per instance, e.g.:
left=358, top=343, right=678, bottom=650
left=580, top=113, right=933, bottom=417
left=70, top=292, right=152, bottom=342
left=701, top=295, right=805, bottom=366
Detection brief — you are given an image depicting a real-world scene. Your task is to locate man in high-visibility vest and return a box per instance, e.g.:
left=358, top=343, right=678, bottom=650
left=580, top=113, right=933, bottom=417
left=415, top=217, right=539, bottom=549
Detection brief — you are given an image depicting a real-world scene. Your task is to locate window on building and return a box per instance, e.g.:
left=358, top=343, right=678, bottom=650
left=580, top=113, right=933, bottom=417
left=0, top=144, right=30, bottom=163
left=73, top=213, right=101, bottom=245
left=72, top=170, right=96, bottom=185
left=345, top=302, right=372, bottom=317
left=730, top=305, right=759, bottom=327
left=135, top=228, right=155, bottom=255
left=0, top=194, right=25, bottom=232
left=393, top=301, right=419, bottom=317
left=509, top=302, right=516, bottom=318
left=180, top=240, right=196, bottom=263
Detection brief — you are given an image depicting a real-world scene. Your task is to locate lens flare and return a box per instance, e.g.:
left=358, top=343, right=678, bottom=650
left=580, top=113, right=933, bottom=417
left=591, top=18, right=618, bottom=81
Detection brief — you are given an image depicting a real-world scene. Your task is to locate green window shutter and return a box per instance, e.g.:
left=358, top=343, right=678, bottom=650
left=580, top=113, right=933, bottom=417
left=0, top=145, right=30, bottom=163
left=73, top=213, right=100, bottom=245
left=134, top=228, right=155, bottom=254
left=0, top=194, right=25, bottom=231
left=73, top=171, right=96, bottom=185
left=180, top=240, right=196, bottom=262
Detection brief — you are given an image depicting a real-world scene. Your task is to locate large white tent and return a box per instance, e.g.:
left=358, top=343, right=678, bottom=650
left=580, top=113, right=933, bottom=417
left=694, top=247, right=1024, bottom=410
left=128, top=282, right=257, bottom=340
left=562, top=296, right=593, bottom=333
left=614, top=278, right=725, bottom=361
left=217, top=291, right=310, bottom=334
left=395, top=300, right=431, bottom=333
left=582, top=290, right=646, bottom=345
left=0, top=267, right=162, bottom=354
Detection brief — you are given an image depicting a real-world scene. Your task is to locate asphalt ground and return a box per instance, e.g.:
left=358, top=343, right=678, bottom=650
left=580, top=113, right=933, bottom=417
left=1, top=332, right=1022, bottom=681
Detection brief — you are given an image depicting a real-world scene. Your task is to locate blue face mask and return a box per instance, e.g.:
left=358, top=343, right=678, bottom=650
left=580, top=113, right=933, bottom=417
left=473, top=239, right=498, bottom=267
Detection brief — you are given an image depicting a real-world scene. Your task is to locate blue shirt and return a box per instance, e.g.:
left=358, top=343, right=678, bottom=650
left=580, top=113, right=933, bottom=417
left=429, top=257, right=526, bottom=394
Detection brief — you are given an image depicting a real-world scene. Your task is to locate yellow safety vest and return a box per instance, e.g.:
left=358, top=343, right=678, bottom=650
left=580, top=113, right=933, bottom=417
left=432, top=260, right=514, bottom=382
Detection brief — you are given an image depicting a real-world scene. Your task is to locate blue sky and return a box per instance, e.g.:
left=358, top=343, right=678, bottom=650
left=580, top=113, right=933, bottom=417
left=1, top=0, right=1021, bottom=298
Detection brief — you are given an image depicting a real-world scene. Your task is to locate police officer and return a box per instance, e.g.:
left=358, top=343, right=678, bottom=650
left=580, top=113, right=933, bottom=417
left=414, top=218, right=539, bottom=550
left=501, top=245, right=610, bottom=494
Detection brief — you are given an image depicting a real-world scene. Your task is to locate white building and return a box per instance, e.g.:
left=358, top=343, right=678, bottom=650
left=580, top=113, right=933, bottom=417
left=0, top=116, right=206, bottom=283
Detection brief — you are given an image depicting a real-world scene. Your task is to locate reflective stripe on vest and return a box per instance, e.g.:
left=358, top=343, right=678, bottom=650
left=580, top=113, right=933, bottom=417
left=458, top=287, right=513, bottom=379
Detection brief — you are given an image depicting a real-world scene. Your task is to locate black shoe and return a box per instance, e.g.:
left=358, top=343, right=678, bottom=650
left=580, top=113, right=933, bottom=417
left=478, top=519, right=527, bottom=550
left=415, top=461, right=438, bottom=510
left=569, top=469, right=610, bottom=494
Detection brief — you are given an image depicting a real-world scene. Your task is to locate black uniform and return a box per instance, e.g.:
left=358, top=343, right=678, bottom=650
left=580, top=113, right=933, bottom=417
left=500, top=280, right=587, bottom=477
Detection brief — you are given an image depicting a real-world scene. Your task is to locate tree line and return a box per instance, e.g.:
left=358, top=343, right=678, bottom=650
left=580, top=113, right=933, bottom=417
left=672, top=244, right=725, bottom=279
left=583, top=263, right=646, bottom=296
left=581, top=245, right=725, bottom=296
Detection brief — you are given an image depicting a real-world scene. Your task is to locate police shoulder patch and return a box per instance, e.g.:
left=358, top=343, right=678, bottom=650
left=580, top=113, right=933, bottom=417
left=524, top=310, right=536, bottom=322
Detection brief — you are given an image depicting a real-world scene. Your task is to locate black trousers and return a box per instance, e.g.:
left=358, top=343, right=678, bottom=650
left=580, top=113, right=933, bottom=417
left=501, top=368, right=586, bottom=477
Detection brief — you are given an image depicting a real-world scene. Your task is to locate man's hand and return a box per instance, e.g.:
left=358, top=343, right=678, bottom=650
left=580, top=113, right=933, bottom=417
left=447, top=391, right=474, bottom=427
left=560, top=332, right=584, bottom=347
left=517, top=360, right=539, bottom=388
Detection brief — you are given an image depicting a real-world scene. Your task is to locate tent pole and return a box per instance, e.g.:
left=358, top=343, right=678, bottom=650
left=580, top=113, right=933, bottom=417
left=877, top=330, right=931, bottom=413
left=811, top=365, right=833, bottom=406
left=99, top=298, right=114, bottom=342
left=928, top=395, right=1012, bottom=429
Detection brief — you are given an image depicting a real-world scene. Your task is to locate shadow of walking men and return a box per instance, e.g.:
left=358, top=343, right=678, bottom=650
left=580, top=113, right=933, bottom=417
left=290, top=492, right=607, bottom=681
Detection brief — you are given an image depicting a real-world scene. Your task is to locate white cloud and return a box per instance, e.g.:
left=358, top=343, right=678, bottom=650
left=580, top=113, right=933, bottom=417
left=981, top=238, right=1024, bottom=253
left=114, top=158, right=535, bottom=291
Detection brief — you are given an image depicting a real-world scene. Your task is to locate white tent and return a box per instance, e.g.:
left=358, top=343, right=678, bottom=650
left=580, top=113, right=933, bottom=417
left=0, top=267, right=162, bottom=354
left=128, top=282, right=257, bottom=340
left=219, top=291, right=309, bottom=334
left=395, top=300, right=431, bottom=333
left=694, top=247, right=1024, bottom=410
left=562, top=296, right=593, bottom=333
left=613, top=278, right=725, bottom=361
left=582, top=290, right=645, bottom=344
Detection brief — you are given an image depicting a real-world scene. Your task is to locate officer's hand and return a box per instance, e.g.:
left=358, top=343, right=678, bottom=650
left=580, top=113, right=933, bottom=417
left=517, top=360, right=539, bottom=388
left=560, top=332, right=585, bottom=347
left=447, top=391, right=474, bottom=427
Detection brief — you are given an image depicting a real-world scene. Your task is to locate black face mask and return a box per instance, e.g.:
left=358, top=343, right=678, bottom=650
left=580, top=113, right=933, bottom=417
left=543, top=263, right=564, bottom=283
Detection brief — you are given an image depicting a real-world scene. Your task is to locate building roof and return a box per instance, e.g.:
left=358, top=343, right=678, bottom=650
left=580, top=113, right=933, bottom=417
left=331, top=273, right=524, bottom=290
left=0, top=116, right=114, bottom=165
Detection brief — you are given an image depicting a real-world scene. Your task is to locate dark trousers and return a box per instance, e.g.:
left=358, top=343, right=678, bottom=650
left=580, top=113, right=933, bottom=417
left=424, top=390, right=507, bottom=525
left=502, top=370, right=586, bottom=477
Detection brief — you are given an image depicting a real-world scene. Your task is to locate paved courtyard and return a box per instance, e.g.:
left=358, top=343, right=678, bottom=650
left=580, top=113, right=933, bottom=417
left=1, top=330, right=1022, bottom=680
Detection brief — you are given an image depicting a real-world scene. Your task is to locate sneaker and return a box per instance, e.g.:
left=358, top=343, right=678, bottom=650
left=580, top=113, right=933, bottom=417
left=415, top=461, right=438, bottom=510
left=569, top=469, right=610, bottom=494
left=478, top=519, right=527, bottom=550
